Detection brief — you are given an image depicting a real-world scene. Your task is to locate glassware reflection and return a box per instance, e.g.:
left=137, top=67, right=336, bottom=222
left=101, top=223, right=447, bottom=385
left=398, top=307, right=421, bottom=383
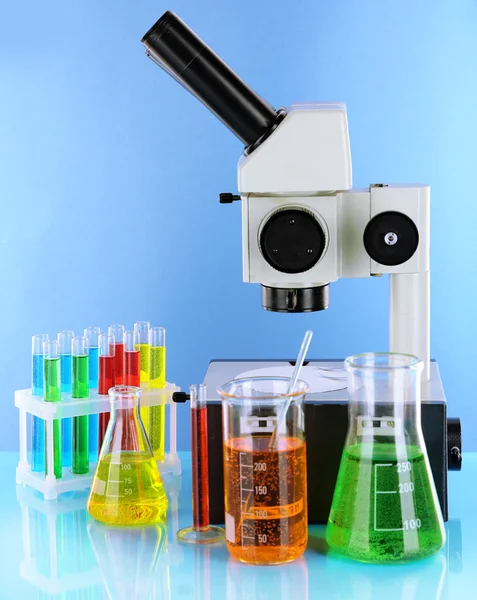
left=161, top=472, right=184, bottom=567
left=226, top=556, right=309, bottom=600
left=17, top=486, right=102, bottom=598
left=88, top=520, right=169, bottom=600
left=325, top=552, right=447, bottom=599
left=318, top=519, right=462, bottom=600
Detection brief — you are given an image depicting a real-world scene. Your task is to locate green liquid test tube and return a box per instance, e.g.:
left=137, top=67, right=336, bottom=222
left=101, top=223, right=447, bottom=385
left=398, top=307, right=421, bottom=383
left=44, top=340, right=62, bottom=479
left=134, top=321, right=150, bottom=426
left=149, top=326, right=166, bottom=461
left=73, top=336, right=89, bottom=474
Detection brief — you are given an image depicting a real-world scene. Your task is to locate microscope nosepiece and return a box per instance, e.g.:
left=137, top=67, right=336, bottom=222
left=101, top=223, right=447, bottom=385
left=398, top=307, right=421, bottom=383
left=141, top=11, right=282, bottom=149
left=262, top=285, right=330, bottom=313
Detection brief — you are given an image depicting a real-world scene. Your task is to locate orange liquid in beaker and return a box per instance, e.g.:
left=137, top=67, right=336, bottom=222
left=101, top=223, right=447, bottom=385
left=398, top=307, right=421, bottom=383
left=224, top=436, right=307, bottom=565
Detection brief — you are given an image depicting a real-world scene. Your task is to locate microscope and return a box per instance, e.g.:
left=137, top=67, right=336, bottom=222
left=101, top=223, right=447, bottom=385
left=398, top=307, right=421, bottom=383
left=141, top=11, right=461, bottom=523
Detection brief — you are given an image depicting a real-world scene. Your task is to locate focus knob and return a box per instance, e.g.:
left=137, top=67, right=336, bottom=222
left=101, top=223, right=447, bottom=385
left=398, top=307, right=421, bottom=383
left=363, top=211, right=419, bottom=266
left=219, top=193, right=241, bottom=204
left=260, top=208, right=326, bottom=274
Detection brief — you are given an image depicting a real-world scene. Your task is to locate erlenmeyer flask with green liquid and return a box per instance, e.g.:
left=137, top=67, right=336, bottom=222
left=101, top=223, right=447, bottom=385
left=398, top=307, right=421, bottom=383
left=326, top=353, right=445, bottom=563
left=87, top=386, right=168, bottom=526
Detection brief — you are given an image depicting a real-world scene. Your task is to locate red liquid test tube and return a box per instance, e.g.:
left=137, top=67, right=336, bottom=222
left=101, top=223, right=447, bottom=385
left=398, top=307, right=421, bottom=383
left=108, top=324, right=125, bottom=385
left=124, top=330, right=140, bottom=387
left=123, top=330, right=141, bottom=450
left=191, top=403, right=209, bottom=529
left=175, top=384, right=224, bottom=544
left=98, top=333, right=115, bottom=451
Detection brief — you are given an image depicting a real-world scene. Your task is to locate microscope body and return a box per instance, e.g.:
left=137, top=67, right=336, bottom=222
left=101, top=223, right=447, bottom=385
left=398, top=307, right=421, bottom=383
left=142, top=11, right=461, bottom=524
left=239, top=103, right=431, bottom=380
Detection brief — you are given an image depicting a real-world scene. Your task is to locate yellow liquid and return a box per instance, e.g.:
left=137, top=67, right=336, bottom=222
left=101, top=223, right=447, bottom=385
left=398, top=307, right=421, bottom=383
left=87, top=451, right=168, bottom=526
left=136, top=343, right=150, bottom=383
left=149, top=346, right=166, bottom=461
left=136, top=343, right=150, bottom=429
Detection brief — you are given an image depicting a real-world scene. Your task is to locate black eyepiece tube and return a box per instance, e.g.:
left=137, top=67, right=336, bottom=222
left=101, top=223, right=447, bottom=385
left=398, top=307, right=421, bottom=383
left=141, top=11, right=281, bottom=148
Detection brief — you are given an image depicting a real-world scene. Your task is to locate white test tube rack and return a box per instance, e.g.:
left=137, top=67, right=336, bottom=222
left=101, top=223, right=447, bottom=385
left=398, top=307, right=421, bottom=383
left=15, top=383, right=181, bottom=500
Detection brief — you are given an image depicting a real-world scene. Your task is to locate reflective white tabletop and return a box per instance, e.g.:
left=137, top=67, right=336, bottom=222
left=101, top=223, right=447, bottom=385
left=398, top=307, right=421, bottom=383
left=0, top=452, right=471, bottom=599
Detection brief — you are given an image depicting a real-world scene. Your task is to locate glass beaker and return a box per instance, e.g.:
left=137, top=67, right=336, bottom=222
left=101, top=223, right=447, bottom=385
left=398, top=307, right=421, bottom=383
left=87, top=386, right=168, bottom=526
left=326, top=353, right=446, bottom=563
left=217, top=377, right=308, bottom=565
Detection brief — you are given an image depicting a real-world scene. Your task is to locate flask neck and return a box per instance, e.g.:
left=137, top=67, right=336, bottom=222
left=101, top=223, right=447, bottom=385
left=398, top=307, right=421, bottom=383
left=347, top=367, right=423, bottom=448
left=108, top=386, right=142, bottom=416
left=110, top=398, right=140, bottom=418
left=106, top=392, right=146, bottom=455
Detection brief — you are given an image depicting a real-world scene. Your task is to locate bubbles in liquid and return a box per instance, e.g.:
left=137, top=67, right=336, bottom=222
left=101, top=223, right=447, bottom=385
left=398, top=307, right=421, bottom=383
left=327, top=443, right=445, bottom=562
left=87, top=451, right=168, bottom=526
left=224, top=436, right=307, bottom=565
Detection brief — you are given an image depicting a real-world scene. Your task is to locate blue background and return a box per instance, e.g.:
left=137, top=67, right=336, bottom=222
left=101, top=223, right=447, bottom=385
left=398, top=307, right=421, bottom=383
left=1, top=0, right=476, bottom=451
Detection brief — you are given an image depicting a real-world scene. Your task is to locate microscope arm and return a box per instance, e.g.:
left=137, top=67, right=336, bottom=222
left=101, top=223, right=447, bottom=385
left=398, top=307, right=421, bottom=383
left=390, top=271, right=430, bottom=382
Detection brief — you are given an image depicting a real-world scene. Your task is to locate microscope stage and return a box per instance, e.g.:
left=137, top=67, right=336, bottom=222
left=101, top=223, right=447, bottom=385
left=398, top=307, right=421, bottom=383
left=203, top=359, right=446, bottom=404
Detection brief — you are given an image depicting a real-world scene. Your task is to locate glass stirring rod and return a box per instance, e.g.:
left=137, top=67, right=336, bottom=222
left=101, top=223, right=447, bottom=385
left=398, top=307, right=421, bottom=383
left=270, top=329, right=313, bottom=449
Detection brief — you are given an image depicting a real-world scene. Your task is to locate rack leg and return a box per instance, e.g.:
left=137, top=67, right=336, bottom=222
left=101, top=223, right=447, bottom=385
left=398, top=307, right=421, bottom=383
left=19, top=409, right=28, bottom=467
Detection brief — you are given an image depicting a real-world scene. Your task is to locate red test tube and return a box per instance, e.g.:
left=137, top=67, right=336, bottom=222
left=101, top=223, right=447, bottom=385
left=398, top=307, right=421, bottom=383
left=175, top=385, right=224, bottom=544
left=98, top=333, right=115, bottom=451
left=124, top=330, right=140, bottom=387
left=108, top=324, right=125, bottom=385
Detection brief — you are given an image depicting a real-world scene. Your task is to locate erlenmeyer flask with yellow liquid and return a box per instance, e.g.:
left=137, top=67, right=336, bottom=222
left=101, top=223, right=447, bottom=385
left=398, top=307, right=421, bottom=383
left=326, top=353, right=446, bottom=563
left=87, top=386, right=168, bottom=526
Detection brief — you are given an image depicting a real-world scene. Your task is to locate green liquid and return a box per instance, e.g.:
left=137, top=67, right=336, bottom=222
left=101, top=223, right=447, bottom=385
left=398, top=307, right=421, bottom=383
left=44, top=357, right=62, bottom=478
left=149, top=346, right=166, bottom=461
left=326, top=443, right=445, bottom=562
left=72, top=355, right=89, bottom=474
left=73, top=354, right=89, bottom=398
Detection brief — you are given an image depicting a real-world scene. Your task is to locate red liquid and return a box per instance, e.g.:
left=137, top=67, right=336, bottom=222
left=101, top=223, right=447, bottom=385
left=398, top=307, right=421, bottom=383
left=114, top=343, right=125, bottom=385
left=99, top=355, right=115, bottom=395
left=125, top=350, right=140, bottom=387
left=98, top=355, right=115, bottom=450
left=99, top=413, right=110, bottom=450
left=191, top=406, right=209, bottom=529
left=117, top=407, right=140, bottom=451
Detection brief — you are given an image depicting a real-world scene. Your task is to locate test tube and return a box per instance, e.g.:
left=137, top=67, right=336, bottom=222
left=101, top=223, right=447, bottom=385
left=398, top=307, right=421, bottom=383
left=31, top=333, right=49, bottom=472
left=176, top=384, right=224, bottom=543
left=121, top=331, right=142, bottom=453
left=72, top=336, right=89, bottom=474
left=108, top=325, right=125, bottom=385
left=134, top=321, right=150, bottom=383
left=85, top=326, right=101, bottom=461
left=58, top=330, right=74, bottom=467
left=43, top=340, right=62, bottom=479
left=98, top=333, right=115, bottom=450
left=149, top=326, right=166, bottom=461
left=134, top=321, right=150, bottom=432
left=125, top=330, right=140, bottom=387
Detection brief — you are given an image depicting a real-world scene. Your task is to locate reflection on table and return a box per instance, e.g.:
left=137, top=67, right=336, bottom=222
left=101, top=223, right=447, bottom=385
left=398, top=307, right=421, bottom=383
left=16, top=471, right=463, bottom=600
left=17, top=485, right=103, bottom=599
left=307, top=519, right=462, bottom=600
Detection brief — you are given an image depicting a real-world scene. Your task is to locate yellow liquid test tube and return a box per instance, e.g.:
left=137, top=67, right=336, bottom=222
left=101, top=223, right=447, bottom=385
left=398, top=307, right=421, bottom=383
left=134, top=321, right=150, bottom=429
left=149, top=326, right=166, bottom=461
